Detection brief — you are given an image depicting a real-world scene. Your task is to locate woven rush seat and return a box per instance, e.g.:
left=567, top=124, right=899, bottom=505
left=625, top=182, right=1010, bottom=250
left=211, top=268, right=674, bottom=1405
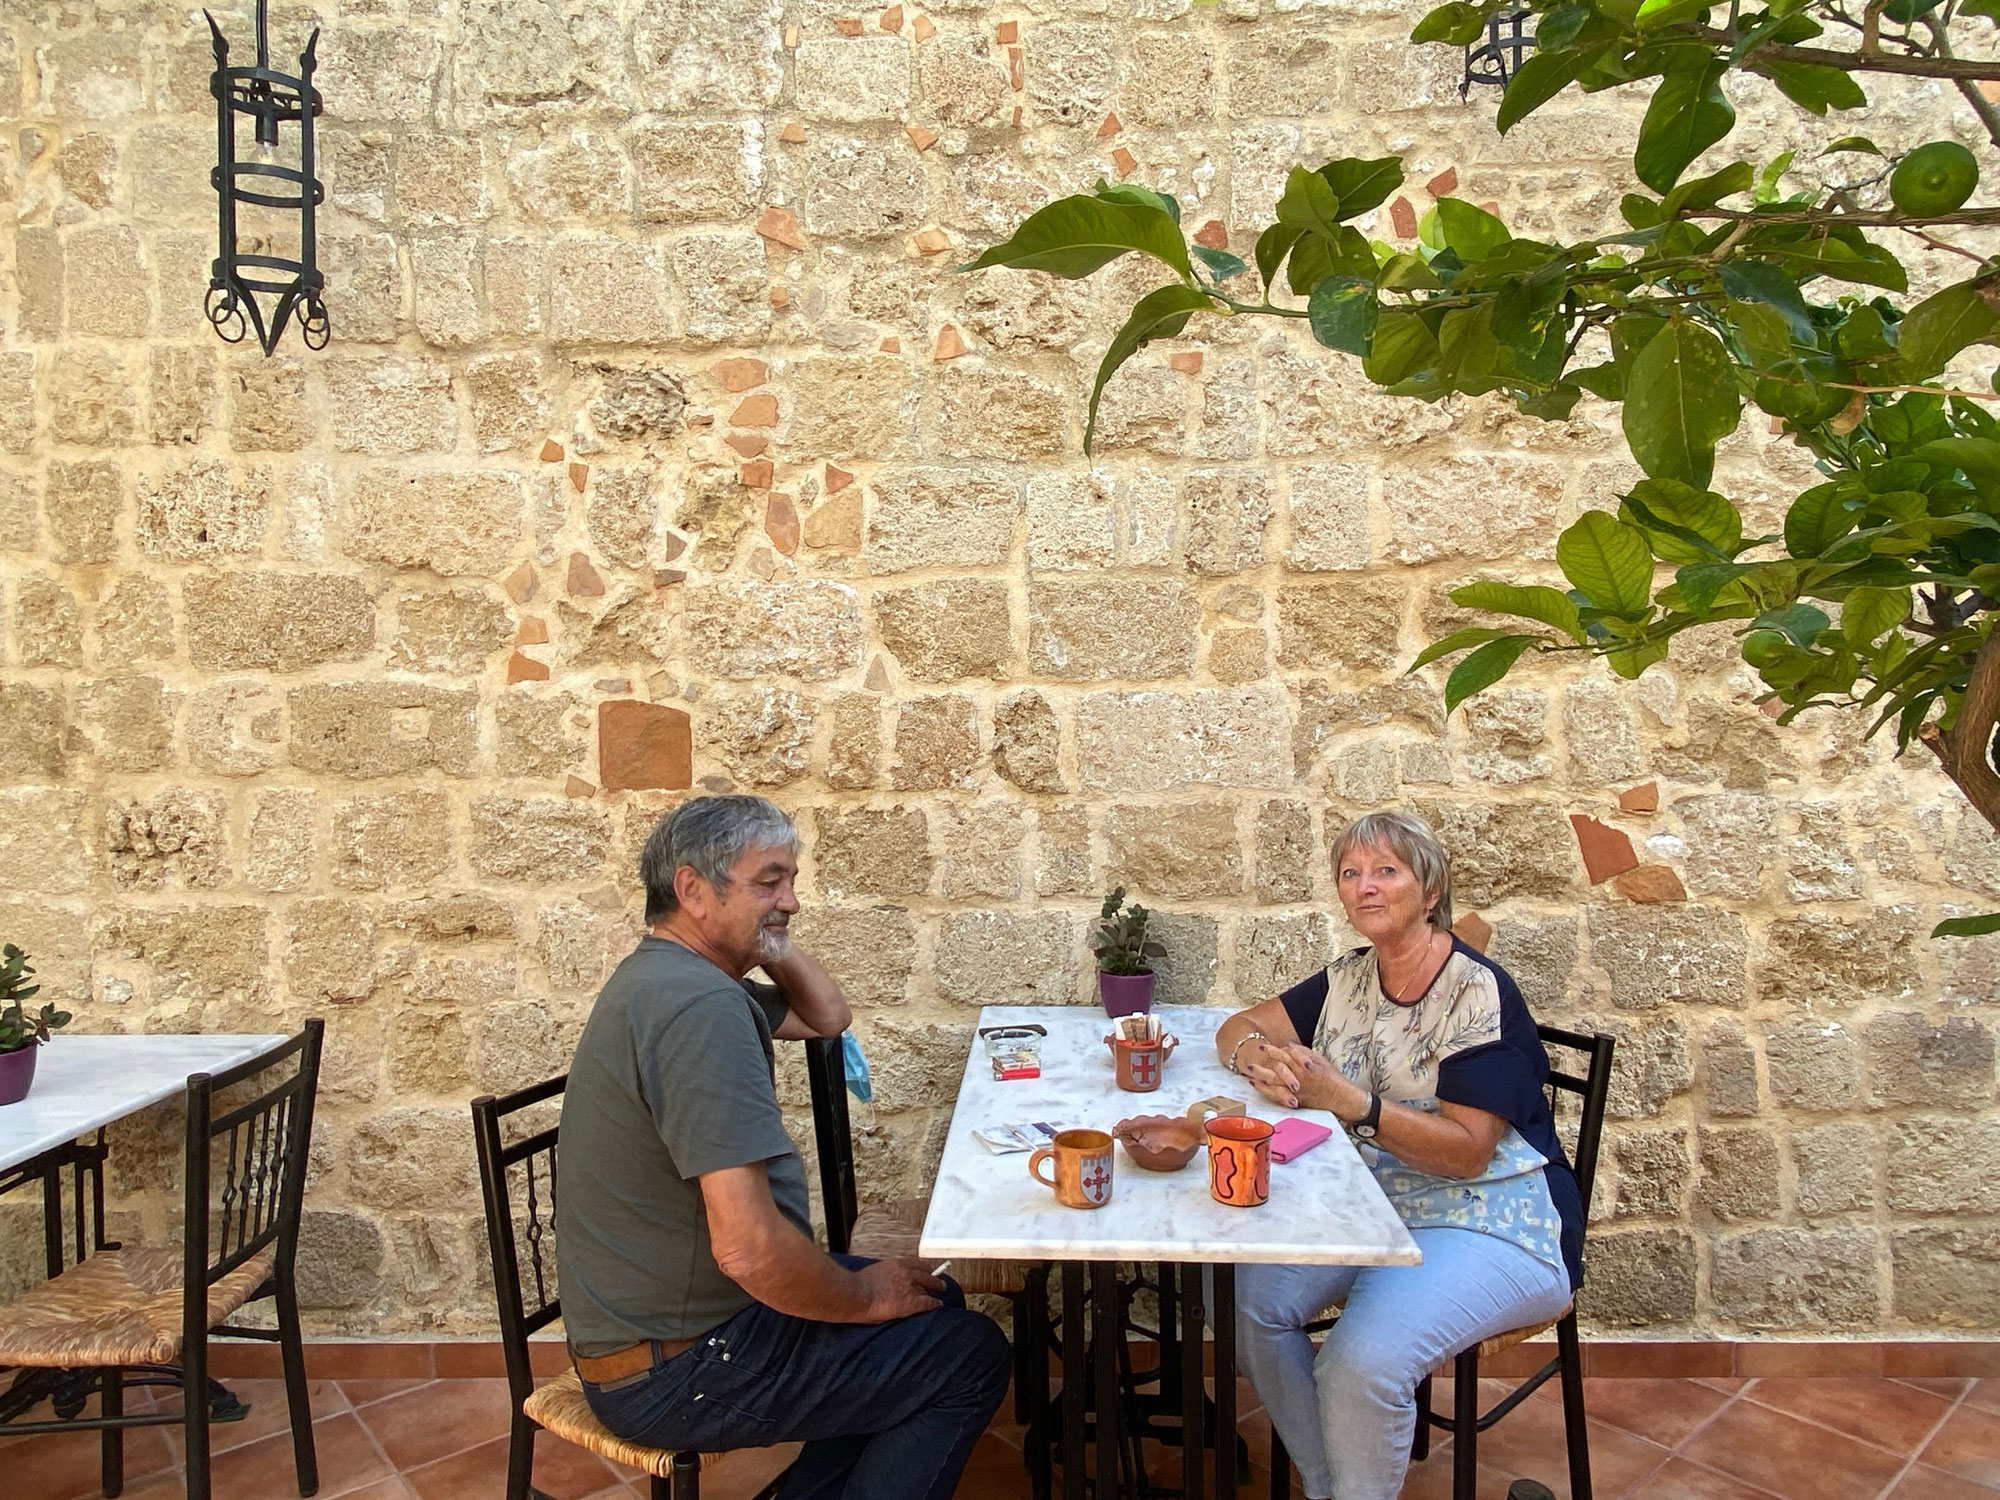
left=0, top=1244, right=275, bottom=1368
left=848, top=1197, right=1031, bottom=1295
left=523, top=1368, right=802, bottom=1480
left=1468, top=1306, right=1569, bottom=1363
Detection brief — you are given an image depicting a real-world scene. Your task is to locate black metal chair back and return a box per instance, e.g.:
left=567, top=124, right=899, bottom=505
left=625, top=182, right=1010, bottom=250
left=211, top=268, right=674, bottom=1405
left=1537, top=1022, right=1617, bottom=1223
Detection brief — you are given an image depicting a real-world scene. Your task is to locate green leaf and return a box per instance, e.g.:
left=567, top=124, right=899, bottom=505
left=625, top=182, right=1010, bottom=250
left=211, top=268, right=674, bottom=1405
left=1255, top=224, right=1303, bottom=291
left=1676, top=559, right=1764, bottom=612
left=1754, top=150, right=1797, bottom=205
left=1558, top=511, right=1656, bottom=617
left=1966, top=0, right=2000, bottom=20
left=1412, top=2, right=1486, bottom=43
left=1572, top=361, right=1627, bottom=400
left=1192, top=245, right=1249, bottom=281
left=1364, top=309, right=1441, bottom=385
left=1608, top=638, right=1672, bottom=678
left=1278, top=165, right=1345, bottom=242
left=1410, top=625, right=1515, bottom=671
left=1086, top=284, right=1216, bottom=453
left=1378, top=251, right=1442, bottom=290
left=1659, top=160, right=1754, bottom=220
left=1842, top=585, right=1910, bottom=648
left=1756, top=59, right=1867, bottom=115
left=1635, top=0, right=1710, bottom=26
left=962, top=195, right=1195, bottom=281
left=1753, top=601, right=1831, bottom=646
left=1094, top=180, right=1181, bottom=224
left=1318, top=157, right=1406, bottom=220
left=1497, top=43, right=1611, bottom=133
left=1933, top=912, right=2000, bottom=938
left=1621, top=477, right=1744, bottom=564
left=1720, top=260, right=1814, bottom=340
left=1307, top=275, right=1378, bottom=355
left=1823, top=135, right=1883, bottom=155
left=1916, top=436, right=2000, bottom=489
left=1894, top=280, right=2000, bottom=382
left=1623, top=319, right=1741, bottom=487
left=1445, top=635, right=1541, bottom=713
left=1785, top=480, right=1862, bottom=556
left=1435, top=197, right=1511, bottom=259
left=1635, top=51, right=1735, bottom=194
left=1450, top=581, right=1586, bottom=641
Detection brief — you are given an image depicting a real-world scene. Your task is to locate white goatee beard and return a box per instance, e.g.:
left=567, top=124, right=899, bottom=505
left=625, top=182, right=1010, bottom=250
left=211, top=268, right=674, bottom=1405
left=756, top=923, right=792, bottom=963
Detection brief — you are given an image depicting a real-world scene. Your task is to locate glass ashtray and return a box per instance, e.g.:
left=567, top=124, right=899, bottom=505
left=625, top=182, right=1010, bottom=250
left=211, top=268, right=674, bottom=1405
left=979, top=1024, right=1046, bottom=1079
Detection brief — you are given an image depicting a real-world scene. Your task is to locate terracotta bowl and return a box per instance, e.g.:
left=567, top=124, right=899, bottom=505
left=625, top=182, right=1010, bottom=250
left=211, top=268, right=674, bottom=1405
left=1113, top=1114, right=1204, bottom=1172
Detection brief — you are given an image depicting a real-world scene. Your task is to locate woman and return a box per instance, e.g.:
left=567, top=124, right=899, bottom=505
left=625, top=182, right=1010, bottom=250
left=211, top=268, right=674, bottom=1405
left=1213, top=809, right=1581, bottom=1500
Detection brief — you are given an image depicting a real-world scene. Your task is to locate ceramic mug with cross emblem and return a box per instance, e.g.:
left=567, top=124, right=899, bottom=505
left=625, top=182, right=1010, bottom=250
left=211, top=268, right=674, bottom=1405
left=1203, top=1114, right=1273, bottom=1208
left=1104, top=1031, right=1178, bottom=1092
left=1028, top=1128, right=1116, bottom=1209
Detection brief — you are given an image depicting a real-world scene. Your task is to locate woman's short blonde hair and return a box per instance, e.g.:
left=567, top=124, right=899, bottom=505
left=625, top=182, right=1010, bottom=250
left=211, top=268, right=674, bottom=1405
left=1330, top=809, right=1454, bottom=932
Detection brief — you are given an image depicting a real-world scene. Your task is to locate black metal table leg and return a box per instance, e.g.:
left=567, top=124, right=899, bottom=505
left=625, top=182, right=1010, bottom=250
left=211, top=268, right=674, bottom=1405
left=1180, top=1261, right=1206, bottom=1500
left=1027, top=1265, right=1053, bottom=1500
left=1214, top=1263, right=1236, bottom=1495
left=1063, top=1263, right=1088, bottom=1500
left=1091, top=1262, right=1121, bottom=1499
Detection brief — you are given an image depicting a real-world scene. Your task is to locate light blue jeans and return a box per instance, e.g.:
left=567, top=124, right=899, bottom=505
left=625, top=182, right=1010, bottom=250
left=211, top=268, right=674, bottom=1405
left=1231, top=1228, right=1573, bottom=1500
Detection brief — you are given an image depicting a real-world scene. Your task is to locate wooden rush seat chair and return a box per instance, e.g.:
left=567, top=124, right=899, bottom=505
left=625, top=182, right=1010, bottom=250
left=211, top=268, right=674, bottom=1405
left=0, top=1021, right=325, bottom=1500
left=1270, top=1024, right=1616, bottom=1500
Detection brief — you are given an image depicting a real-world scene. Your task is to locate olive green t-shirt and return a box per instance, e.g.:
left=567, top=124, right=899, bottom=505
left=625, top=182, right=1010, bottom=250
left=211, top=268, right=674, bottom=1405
left=555, top=937, right=811, bottom=1354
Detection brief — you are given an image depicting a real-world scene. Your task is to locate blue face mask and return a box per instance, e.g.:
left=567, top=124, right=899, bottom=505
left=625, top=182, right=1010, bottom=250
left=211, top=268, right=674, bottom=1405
left=841, top=1029, right=873, bottom=1104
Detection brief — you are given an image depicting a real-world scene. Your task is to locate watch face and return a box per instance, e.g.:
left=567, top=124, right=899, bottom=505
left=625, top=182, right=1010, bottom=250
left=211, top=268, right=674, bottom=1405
left=1353, top=1123, right=1377, bottom=1139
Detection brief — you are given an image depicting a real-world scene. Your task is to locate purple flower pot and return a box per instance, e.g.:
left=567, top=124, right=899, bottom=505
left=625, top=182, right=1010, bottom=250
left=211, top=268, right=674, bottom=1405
left=1098, top=971, right=1156, bottom=1020
left=0, top=1043, right=38, bottom=1106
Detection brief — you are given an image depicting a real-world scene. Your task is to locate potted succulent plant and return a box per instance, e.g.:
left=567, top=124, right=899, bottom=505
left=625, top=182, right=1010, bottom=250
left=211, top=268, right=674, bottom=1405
left=1093, top=887, right=1164, bottom=1019
left=0, top=946, right=70, bottom=1107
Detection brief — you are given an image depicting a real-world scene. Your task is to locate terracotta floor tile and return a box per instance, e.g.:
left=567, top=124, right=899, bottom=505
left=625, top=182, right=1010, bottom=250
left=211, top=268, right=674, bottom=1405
left=1575, top=1377, right=1736, bottom=1449
left=1888, top=1463, right=2000, bottom=1498
left=952, top=1431, right=1034, bottom=1498
left=160, top=1377, right=347, bottom=1458
left=1695, top=1377, right=1750, bottom=1395
left=1395, top=1450, right=1522, bottom=1500
left=1743, top=1377, right=1958, bottom=1458
left=1451, top=1386, right=1668, bottom=1500
left=1627, top=1458, right=1787, bottom=1499
left=338, top=1378, right=437, bottom=1409
left=1898, top=1379, right=1975, bottom=1400
left=1680, top=1399, right=1906, bottom=1500
left=207, top=1411, right=393, bottom=1500
left=693, top=1445, right=807, bottom=1500
left=1963, top=1380, right=2000, bottom=1417
left=1920, top=1403, right=2000, bottom=1489
left=339, top=1481, right=421, bottom=1500
left=352, top=1377, right=514, bottom=1472
left=403, top=1431, right=622, bottom=1500
left=0, top=1415, right=178, bottom=1500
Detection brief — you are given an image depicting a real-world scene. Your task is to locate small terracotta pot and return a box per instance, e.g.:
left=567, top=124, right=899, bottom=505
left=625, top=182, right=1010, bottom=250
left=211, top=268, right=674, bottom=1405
left=1098, top=971, right=1155, bottom=1019
left=0, top=1043, right=39, bottom=1107
left=1104, top=1031, right=1177, bottom=1092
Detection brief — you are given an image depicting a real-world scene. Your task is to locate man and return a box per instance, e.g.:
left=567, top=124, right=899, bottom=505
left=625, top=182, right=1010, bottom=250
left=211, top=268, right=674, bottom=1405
left=555, top=795, right=1009, bottom=1500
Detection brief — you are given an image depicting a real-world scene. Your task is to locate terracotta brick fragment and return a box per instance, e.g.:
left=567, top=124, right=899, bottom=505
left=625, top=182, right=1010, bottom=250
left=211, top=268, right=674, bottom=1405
left=1194, top=220, right=1228, bottom=250
left=934, top=324, right=966, bottom=361
left=1451, top=913, right=1493, bottom=954
left=1009, top=46, right=1024, bottom=89
left=1111, top=146, right=1137, bottom=176
left=715, top=357, right=768, bottom=392
left=1097, top=111, right=1121, bottom=138
left=906, top=125, right=939, bottom=151
left=726, top=433, right=769, bottom=458
left=835, top=17, right=864, bottom=35
left=880, top=5, right=903, bottom=30
left=755, top=206, right=806, bottom=250
left=502, top=561, right=537, bottom=604
left=740, top=459, right=774, bottom=488
left=879, top=336, right=901, bottom=353
left=1426, top=166, right=1458, bottom=197
left=1390, top=197, right=1418, bottom=237
left=507, top=651, right=549, bottom=683
left=1481, top=200, right=1501, bottom=215
left=913, top=14, right=935, bottom=41
left=780, top=121, right=808, bottom=144
left=996, top=19, right=1018, bottom=42
left=825, top=463, right=855, bottom=494
left=1759, top=697, right=1784, bottom=719
left=865, top=656, right=891, bottom=691
left=1615, top=865, right=1687, bottom=904
left=565, top=775, right=596, bottom=799
left=655, top=568, right=687, bottom=586
left=568, top=461, right=588, bottom=493
left=1569, top=813, right=1638, bottom=885
left=733, top=394, right=780, bottom=427
left=660, top=534, right=688, bottom=562
left=770, top=286, right=790, bottom=309
left=1169, top=352, right=1203, bottom=375
left=567, top=553, right=605, bottom=597
left=766, top=494, right=801, bottom=555
left=914, top=228, right=951, bottom=255
left=1011, top=105, right=1021, bottom=128
left=1618, top=781, right=1660, bottom=814
left=599, top=699, right=693, bottom=792
left=688, top=413, right=714, bottom=427
left=538, top=438, right=564, bottom=463
left=515, top=616, right=549, bottom=646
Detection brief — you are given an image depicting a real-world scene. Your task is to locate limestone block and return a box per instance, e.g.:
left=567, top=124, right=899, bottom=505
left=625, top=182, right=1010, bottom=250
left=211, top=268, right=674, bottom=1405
left=1864, top=1012, right=1996, bottom=1109
left=1576, top=1228, right=1696, bottom=1327
left=411, top=236, right=485, bottom=348
left=811, top=806, right=931, bottom=898
left=632, top=121, right=763, bottom=223
left=936, top=805, right=1027, bottom=901
left=1024, top=471, right=1115, bottom=571
left=876, top=580, right=1012, bottom=681
left=1105, top=801, right=1242, bottom=900
left=328, top=357, right=458, bottom=455
left=229, top=359, right=315, bottom=452
left=0, top=474, right=39, bottom=555
left=320, top=234, right=404, bottom=343
left=1792, top=1121, right=1875, bottom=1217
left=918, top=34, right=1009, bottom=126
left=184, top=571, right=375, bottom=672
left=1286, top=463, right=1371, bottom=572
left=96, top=905, right=270, bottom=1015
left=549, top=236, right=674, bottom=344
left=1381, top=454, right=1566, bottom=564
left=288, top=683, right=478, bottom=779
left=1891, top=1227, right=2000, bottom=1328
left=704, top=687, right=817, bottom=787
left=585, top=468, right=661, bottom=569
left=788, top=905, right=916, bottom=1008
left=37, top=32, right=145, bottom=117
left=347, top=1108, right=478, bottom=1213
left=329, top=791, right=454, bottom=893
left=246, top=790, right=317, bottom=894
left=935, top=911, right=1077, bottom=1006
left=1223, top=21, right=1342, bottom=116
left=1652, top=699, right=1799, bottom=790
left=631, top=0, right=783, bottom=112
left=451, top=0, right=626, bottom=122
left=65, top=226, right=149, bottom=338
left=892, top=695, right=980, bottom=790
left=506, top=130, right=633, bottom=222
left=1885, top=1117, right=2000, bottom=1214
left=343, top=469, right=527, bottom=577
left=669, top=231, right=772, bottom=345
left=684, top=580, right=863, bottom=680
left=1699, top=1018, right=1761, bottom=1118
left=795, top=37, right=911, bottom=121
left=1276, top=578, right=1406, bottom=673
left=1586, top=906, right=1749, bottom=1010
left=393, top=133, right=491, bottom=227
left=1036, top=806, right=1093, bottom=898
left=592, top=368, right=688, bottom=443
left=1255, top=801, right=1313, bottom=905
left=484, top=239, right=546, bottom=336
left=54, top=130, right=110, bottom=210
left=1344, top=36, right=1465, bottom=115
left=785, top=355, right=919, bottom=462
left=149, top=347, right=217, bottom=447
left=785, top=136, right=928, bottom=240
left=45, top=460, right=120, bottom=566
left=135, top=460, right=268, bottom=561
left=1587, top=1014, right=1693, bottom=1119
left=1181, top=470, right=1272, bottom=577
left=1765, top=1020, right=1863, bottom=1114
left=322, top=128, right=390, bottom=223
left=287, top=898, right=379, bottom=1006
left=1121, top=31, right=1213, bottom=124
left=1415, top=799, right=1575, bottom=905
left=50, top=349, right=137, bottom=448
left=824, top=694, right=882, bottom=790
left=993, top=691, right=1064, bottom=793
left=15, top=227, right=63, bottom=342
left=936, top=364, right=1068, bottom=458
left=1562, top=679, right=1644, bottom=787
left=0, top=683, right=66, bottom=782
left=1757, top=907, right=1920, bottom=1010
left=1236, top=911, right=1337, bottom=999
left=76, top=676, right=175, bottom=775
left=470, top=797, right=612, bottom=883
left=386, top=895, right=518, bottom=946
left=1710, top=1227, right=1882, bottom=1330
left=1609, top=1126, right=1690, bottom=1220
left=1029, top=580, right=1199, bottom=680
left=475, top=1001, right=581, bottom=1095
left=1025, top=23, right=1114, bottom=125
left=297, top=1210, right=387, bottom=1311
left=535, top=902, right=634, bottom=994
left=856, top=1017, right=976, bottom=1108
left=1696, top=1126, right=1780, bottom=1222
left=492, top=691, right=583, bottom=780
left=0, top=352, right=35, bottom=455
left=0, top=788, right=90, bottom=894
left=1077, top=687, right=1292, bottom=793
left=866, top=466, right=1016, bottom=572
left=1675, top=792, right=1777, bottom=900
left=16, top=576, right=83, bottom=668
left=392, top=588, right=512, bottom=675
left=319, top=26, right=441, bottom=123
left=183, top=681, right=284, bottom=778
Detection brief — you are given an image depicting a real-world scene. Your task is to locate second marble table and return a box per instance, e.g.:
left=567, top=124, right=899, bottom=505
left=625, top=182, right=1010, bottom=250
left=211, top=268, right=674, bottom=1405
left=920, top=1004, right=1420, bottom=1500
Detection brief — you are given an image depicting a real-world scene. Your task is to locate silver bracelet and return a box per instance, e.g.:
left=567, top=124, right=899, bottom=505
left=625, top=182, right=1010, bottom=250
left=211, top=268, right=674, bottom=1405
left=1225, top=1030, right=1269, bottom=1076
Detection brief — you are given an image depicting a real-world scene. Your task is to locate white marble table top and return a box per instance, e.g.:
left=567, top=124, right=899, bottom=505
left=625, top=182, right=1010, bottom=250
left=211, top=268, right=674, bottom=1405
left=919, top=1005, right=1421, bottom=1267
left=0, top=1034, right=289, bottom=1174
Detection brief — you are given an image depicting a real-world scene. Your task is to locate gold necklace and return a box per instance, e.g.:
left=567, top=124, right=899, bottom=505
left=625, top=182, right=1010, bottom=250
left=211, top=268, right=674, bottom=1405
left=1385, top=931, right=1441, bottom=1004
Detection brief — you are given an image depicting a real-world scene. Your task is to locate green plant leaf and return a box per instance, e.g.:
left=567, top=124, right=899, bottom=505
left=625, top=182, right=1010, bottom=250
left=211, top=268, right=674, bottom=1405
left=1785, top=480, right=1863, bottom=556
left=1086, top=284, right=1216, bottom=452
left=1277, top=165, right=1346, bottom=242
left=962, top=195, right=1194, bottom=281
left=1445, top=635, right=1541, bottom=713
left=1659, top=160, right=1754, bottom=220
left=1409, top=625, right=1516, bottom=671
left=1915, top=436, right=2000, bottom=490
left=1450, top=581, right=1586, bottom=641
left=1842, top=585, right=1910, bottom=648
left=1635, top=0, right=1710, bottom=25
left=1412, top=2, right=1486, bottom=43
left=1753, top=601, right=1831, bottom=646
left=1894, top=280, right=2000, bottom=382
left=1435, top=197, right=1511, bottom=259
left=1754, top=150, right=1797, bottom=205
left=1094, top=180, right=1181, bottom=224
left=1364, top=309, right=1441, bottom=385
left=1307, top=275, right=1378, bottom=355
left=1192, top=245, right=1249, bottom=281
left=1634, top=50, right=1735, bottom=194
left=1823, top=135, right=1883, bottom=155
left=1623, top=318, right=1741, bottom=487
left=1620, top=477, right=1744, bottom=563
left=1756, top=59, right=1866, bottom=115
left=1558, top=511, right=1656, bottom=617
left=1255, top=224, right=1304, bottom=291
left=1318, top=157, right=1406, bottom=220
left=1721, top=260, right=1815, bottom=338
left=1497, top=42, right=1611, bottom=133
left=1934, top=912, right=2000, bottom=937
left=1676, top=559, right=1764, bottom=613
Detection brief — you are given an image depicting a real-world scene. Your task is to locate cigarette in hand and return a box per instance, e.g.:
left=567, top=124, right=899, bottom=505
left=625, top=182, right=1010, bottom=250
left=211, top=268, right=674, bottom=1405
left=930, top=1261, right=951, bottom=1276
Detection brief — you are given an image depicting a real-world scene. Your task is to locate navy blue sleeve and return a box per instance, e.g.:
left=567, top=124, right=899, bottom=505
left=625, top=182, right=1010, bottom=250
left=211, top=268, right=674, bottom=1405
left=1278, top=968, right=1329, bottom=1044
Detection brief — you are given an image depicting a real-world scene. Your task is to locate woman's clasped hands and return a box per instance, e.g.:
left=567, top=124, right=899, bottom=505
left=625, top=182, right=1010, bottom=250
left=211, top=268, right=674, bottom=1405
left=1239, top=1040, right=1364, bottom=1118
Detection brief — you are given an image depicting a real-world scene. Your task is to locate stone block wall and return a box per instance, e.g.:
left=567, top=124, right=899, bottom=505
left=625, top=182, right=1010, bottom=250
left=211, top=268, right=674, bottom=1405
left=1, top=0, right=1996, bottom=1338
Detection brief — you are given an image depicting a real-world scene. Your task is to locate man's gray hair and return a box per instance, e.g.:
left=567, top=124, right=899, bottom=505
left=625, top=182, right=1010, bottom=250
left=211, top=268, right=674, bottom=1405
left=1330, top=809, right=1454, bottom=932
left=641, top=795, right=800, bottom=923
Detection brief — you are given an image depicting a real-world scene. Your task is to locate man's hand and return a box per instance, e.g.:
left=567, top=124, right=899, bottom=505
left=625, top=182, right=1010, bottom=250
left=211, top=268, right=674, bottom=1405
left=854, top=1258, right=947, bottom=1322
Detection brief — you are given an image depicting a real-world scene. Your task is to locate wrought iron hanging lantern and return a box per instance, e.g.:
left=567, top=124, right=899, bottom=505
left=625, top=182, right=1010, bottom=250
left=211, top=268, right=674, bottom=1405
left=1462, top=8, right=1537, bottom=97
left=204, top=1, right=328, bottom=355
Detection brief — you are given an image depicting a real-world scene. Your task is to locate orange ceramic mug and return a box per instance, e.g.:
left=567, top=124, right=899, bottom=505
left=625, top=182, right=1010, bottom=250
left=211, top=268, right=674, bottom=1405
left=1028, top=1128, right=1115, bottom=1209
left=1204, top=1114, right=1273, bottom=1208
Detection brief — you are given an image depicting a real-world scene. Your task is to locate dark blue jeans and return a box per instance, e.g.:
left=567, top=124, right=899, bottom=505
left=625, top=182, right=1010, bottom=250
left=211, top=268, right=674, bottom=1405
left=580, top=1258, right=1011, bottom=1500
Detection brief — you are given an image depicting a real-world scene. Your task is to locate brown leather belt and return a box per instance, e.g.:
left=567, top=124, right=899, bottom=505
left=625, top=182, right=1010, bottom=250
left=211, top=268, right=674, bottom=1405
left=569, top=1336, right=698, bottom=1384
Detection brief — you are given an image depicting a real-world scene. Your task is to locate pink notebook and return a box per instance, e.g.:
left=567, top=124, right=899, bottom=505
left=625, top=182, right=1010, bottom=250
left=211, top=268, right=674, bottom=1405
left=1269, top=1118, right=1333, bottom=1163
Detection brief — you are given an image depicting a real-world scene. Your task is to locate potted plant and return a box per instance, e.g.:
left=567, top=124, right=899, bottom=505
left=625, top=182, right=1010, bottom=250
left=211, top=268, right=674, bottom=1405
left=1093, top=887, right=1164, bottom=1019
left=0, top=945, right=70, bottom=1106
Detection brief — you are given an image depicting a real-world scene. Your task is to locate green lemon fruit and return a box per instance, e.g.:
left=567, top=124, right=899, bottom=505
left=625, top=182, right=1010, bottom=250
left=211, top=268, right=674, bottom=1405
left=1741, top=630, right=1789, bottom=669
left=1891, top=142, right=1980, bottom=217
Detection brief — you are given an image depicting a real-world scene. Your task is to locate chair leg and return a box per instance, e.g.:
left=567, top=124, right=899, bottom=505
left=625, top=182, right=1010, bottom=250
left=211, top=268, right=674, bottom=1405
left=1010, top=1289, right=1032, bottom=1425
left=669, top=1450, right=700, bottom=1499
left=1452, top=1350, right=1479, bottom=1500
left=1412, top=1374, right=1432, bottom=1462
left=1270, top=1428, right=1290, bottom=1499
left=1557, top=1312, right=1593, bottom=1500
left=276, top=1277, right=320, bottom=1496
left=505, top=1414, right=537, bottom=1500
left=100, top=1367, right=124, bottom=1498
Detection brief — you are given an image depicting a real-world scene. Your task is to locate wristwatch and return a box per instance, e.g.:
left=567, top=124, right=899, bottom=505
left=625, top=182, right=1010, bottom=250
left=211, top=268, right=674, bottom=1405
left=1352, top=1092, right=1382, bottom=1140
